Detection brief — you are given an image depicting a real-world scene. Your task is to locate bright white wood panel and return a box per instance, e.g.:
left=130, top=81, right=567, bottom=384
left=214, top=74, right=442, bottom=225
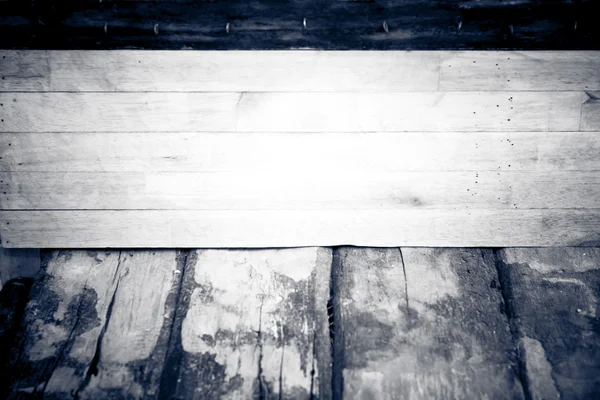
left=1, top=209, right=599, bottom=248
left=235, top=92, right=585, bottom=132
left=0, top=51, right=441, bottom=92
left=1, top=171, right=599, bottom=210
left=0, top=92, right=586, bottom=132
left=1, top=50, right=599, bottom=92
left=439, top=51, right=600, bottom=91
left=2, top=132, right=599, bottom=173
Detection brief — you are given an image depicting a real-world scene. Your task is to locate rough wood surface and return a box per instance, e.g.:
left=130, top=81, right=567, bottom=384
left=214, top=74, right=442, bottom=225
left=333, top=247, right=524, bottom=399
left=4, top=132, right=600, bottom=173
left=2, top=51, right=599, bottom=92
left=0, top=247, right=39, bottom=290
left=160, top=247, right=332, bottom=399
left=2, top=209, right=600, bottom=248
left=0, top=91, right=589, bottom=133
left=7, top=250, right=183, bottom=399
left=3, top=170, right=600, bottom=211
left=0, top=0, right=598, bottom=49
left=0, top=278, right=33, bottom=399
left=497, top=248, right=600, bottom=400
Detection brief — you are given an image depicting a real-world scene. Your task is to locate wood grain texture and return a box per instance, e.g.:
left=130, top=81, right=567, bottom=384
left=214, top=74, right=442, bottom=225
left=439, top=51, right=600, bottom=91
left=2, top=170, right=600, bottom=210
left=333, top=247, right=524, bottom=399
left=7, top=250, right=183, bottom=399
left=0, top=0, right=598, bottom=49
left=1, top=209, right=600, bottom=248
left=0, top=91, right=588, bottom=133
left=3, top=132, right=600, bottom=173
left=0, top=278, right=33, bottom=399
left=2, top=51, right=599, bottom=92
left=162, top=248, right=332, bottom=399
left=497, top=248, right=600, bottom=399
left=0, top=247, right=39, bottom=290
left=0, top=50, right=441, bottom=92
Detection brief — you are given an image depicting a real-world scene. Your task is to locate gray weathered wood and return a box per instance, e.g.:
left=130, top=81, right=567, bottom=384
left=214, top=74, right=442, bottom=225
left=161, top=248, right=332, bottom=399
left=3, top=132, right=600, bottom=173
left=2, top=51, right=599, bottom=93
left=439, top=52, right=600, bottom=91
left=8, top=250, right=183, bottom=399
left=2, top=209, right=600, bottom=248
left=334, top=247, right=524, bottom=399
left=497, top=248, right=600, bottom=399
left=0, top=91, right=586, bottom=133
left=3, top=170, right=600, bottom=211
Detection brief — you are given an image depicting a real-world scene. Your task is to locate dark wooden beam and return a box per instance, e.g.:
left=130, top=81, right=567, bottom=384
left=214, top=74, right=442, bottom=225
left=0, top=0, right=598, bottom=50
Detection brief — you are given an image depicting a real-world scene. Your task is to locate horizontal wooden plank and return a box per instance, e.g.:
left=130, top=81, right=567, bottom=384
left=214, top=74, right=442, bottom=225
left=1, top=51, right=599, bottom=92
left=0, top=92, right=588, bottom=132
left=3, top=132, right=600, bottom=173
left=439, top=51, right=600, bottom=91
left=0, top=0, right=598, bottom=49
left=0, top=51, right=440, bottom=92
left=2, top=170, right=599, bottom=210
left=1, top=209, right=599, bottom=248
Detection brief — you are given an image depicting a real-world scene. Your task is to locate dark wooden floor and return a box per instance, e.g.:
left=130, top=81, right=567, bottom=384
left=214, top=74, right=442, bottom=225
left=1, top=247, right=599, bottom=399
left=0, top=0, right=599, bottom=49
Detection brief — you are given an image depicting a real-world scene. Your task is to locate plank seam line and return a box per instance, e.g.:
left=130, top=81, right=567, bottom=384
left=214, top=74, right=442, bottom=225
left=0, top=90, right=596, bottom=94
left=3, top=208, right=600, bottom=212
left=3, top=130, right=598, bottom=134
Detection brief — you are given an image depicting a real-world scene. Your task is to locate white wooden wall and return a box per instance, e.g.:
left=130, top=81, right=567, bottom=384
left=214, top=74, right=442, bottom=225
left=0, top=51, right=599, bottom=247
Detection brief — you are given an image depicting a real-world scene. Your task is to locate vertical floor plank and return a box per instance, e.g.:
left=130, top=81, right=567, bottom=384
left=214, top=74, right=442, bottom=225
left=0, top=278, right=33, bottom=399
left=497, top=248, right=600, bottom=400
left=165, top=248, right=332, bottom=399
left=8, top=250, right=183, bottom=399
left=334, top=247, right=524, bottom=399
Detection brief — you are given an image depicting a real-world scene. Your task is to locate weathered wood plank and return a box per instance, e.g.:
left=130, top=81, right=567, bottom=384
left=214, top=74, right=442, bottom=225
left=2, top=170, right=600, bottom=211
left=439, top=51, right=600, bottom=91
left=3, top=132, right=600, bottom=173
left=7, top=250, right=183, bottom=399
left=2, top=51, right=599, bottom=93
left=0, top=278, right=33, bottom=399
left=1, top=209, right=600, bottom=248
left=0, top=246, right=39, bottom=290
left=333, top=247, right=524, bottom=399
left=497, top=248, right=600, bottom=399
left=581, top=92, right=600, bottom=131
left=0, top=51, right=441, bottom=92
left=235, top=92, right=584, bottom=132
left=161, top=248, right=332, bottom=399
left=0, top=0, right=598, bottom=50
left=0, top=92, right=586, bottom=133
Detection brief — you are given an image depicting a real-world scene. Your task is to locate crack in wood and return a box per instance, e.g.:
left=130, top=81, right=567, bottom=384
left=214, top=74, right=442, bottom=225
left=73, top=252, right=128, bottom=399
left=398, top=247, right=411, bottom=328
left=256, top=295, right=269, bottom=399
left=330, top=248, right=343, bottom=400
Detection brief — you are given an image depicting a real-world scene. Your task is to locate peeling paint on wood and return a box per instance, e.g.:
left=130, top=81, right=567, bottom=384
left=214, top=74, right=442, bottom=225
left=7, top=250, right=183, bottom=399
left=334, top=247, right=524, bottom=399
left=163, top=247, right=332, bottom=400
